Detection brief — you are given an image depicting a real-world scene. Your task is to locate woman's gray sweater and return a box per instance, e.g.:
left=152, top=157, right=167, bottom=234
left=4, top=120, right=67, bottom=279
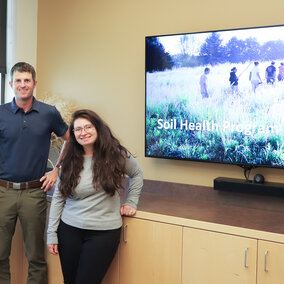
left=47, top=155, right=143, bottom=244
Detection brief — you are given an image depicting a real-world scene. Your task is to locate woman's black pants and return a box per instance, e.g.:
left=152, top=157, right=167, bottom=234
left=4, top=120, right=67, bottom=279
left=58, top=220, right=121, bottom=284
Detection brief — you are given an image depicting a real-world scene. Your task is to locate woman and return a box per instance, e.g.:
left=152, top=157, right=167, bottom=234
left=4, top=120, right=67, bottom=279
left=47, top=109, right=143, bottom=284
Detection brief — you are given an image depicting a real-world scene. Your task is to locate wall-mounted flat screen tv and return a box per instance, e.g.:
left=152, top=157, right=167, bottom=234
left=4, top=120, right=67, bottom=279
left=145, top=25, right=284, bottom=169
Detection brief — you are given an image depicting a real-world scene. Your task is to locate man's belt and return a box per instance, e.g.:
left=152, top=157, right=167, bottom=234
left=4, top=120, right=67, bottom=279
left=0, top=179, right=42, bottom=190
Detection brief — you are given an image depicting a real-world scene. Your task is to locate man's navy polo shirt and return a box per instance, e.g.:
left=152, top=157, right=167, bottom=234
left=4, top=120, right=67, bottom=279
left=0, top=98, right=68, bottom=182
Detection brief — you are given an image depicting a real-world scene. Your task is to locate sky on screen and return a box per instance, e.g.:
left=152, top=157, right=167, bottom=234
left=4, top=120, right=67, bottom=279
left=159, top=26, right=284, bottom=55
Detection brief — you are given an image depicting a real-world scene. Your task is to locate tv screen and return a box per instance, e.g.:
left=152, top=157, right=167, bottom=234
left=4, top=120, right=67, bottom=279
left=145, top=25, right=284, bottom=169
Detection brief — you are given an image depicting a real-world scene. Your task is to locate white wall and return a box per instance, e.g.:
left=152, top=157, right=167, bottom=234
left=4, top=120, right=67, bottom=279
left=5, top=0, right=38, bottom=102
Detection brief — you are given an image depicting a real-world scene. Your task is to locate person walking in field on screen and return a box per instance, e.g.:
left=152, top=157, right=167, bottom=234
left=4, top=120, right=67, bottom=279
left=278, top=62, right=284, bottom=81
left=229, top=67, right=238, bottom=94
left=249, top=62, right=262, bottom=93
left=200, top=67, right=210, bottom=98
left=265, top=61, right=276, bottom=84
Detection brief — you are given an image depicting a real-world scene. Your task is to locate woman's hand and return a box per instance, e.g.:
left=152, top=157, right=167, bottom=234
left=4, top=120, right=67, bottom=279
left=120, top=205, right=136, bottom=216
left=47, top=244, right=59, bottom=255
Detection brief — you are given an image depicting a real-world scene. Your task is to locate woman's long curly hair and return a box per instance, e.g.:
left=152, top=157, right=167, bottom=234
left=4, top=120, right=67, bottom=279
left=59, top=109, right=129, bottom=198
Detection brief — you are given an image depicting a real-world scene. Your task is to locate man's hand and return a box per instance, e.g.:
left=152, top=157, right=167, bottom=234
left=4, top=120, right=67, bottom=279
left=40, top=167, right=59, bottom=192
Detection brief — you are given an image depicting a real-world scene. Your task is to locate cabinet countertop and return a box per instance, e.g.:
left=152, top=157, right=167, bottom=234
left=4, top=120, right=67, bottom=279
left=131, top=179, right=284, bottom=243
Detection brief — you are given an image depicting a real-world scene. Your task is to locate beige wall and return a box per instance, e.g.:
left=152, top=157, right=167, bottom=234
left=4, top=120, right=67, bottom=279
left=37, top=0, right=284, bottom=187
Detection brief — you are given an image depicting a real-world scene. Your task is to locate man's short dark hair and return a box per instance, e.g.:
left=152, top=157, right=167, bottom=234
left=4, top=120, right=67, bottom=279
left=10, top=62, right=36, bottom=82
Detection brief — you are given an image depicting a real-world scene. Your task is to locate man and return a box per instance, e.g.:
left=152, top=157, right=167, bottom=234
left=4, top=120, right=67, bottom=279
left=265, top=61, right=276, bottom=84
left=249, top=62, right=262, bottom=93
left=0, top=62, right=69, bottom=284
left=200, top=67, right=210, bottom=98
left=229, top=67, right=238, bottom=95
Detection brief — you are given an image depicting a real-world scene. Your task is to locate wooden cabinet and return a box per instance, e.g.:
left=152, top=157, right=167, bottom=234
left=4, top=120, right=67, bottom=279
left=257, top=240, right=284, bottom=284
left=46, top=253, right=63, bottom=284
left=119, top=217, right=183, bottom=284
left=46, top=224, right=284, bottom=284
left=10, top=213, right=284, bottom=284
left=182, top=227, right=257, bottom=284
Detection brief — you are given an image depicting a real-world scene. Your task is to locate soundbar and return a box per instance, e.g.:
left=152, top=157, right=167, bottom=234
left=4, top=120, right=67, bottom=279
left=214, top=177, right=284, bottom=197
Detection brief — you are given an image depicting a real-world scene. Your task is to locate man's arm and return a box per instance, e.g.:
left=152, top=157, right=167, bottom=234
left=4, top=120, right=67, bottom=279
left=40, top=130, right=70, bottom=191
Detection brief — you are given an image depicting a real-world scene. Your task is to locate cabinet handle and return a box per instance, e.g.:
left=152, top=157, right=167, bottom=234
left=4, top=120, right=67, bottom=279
left=244, top=248, right=248, bottom=268
left=123, top=224, right=128, bottom=243
left=264, top=250, right=269, bottom=272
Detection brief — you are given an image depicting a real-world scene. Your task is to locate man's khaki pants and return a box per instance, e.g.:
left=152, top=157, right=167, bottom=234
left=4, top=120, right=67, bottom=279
left=0, top=185, right=47, bottom=284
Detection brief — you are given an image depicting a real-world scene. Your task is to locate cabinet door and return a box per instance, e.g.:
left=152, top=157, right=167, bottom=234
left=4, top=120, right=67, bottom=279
left=46, top=253, right=63, bottom=284
left=258, top=240, right=284, bottom=284
left=119, top=217, right=182, bottom=284
left=182, top=227, right=257, bottom=284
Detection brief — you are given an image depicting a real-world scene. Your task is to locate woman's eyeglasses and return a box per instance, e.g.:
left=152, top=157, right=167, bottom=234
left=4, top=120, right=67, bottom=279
left=73, top=124, right=94, bottom=134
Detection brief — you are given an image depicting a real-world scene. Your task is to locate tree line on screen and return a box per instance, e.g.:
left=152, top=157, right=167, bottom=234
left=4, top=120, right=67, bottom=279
left=146, top=33, right=284, bottom=72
